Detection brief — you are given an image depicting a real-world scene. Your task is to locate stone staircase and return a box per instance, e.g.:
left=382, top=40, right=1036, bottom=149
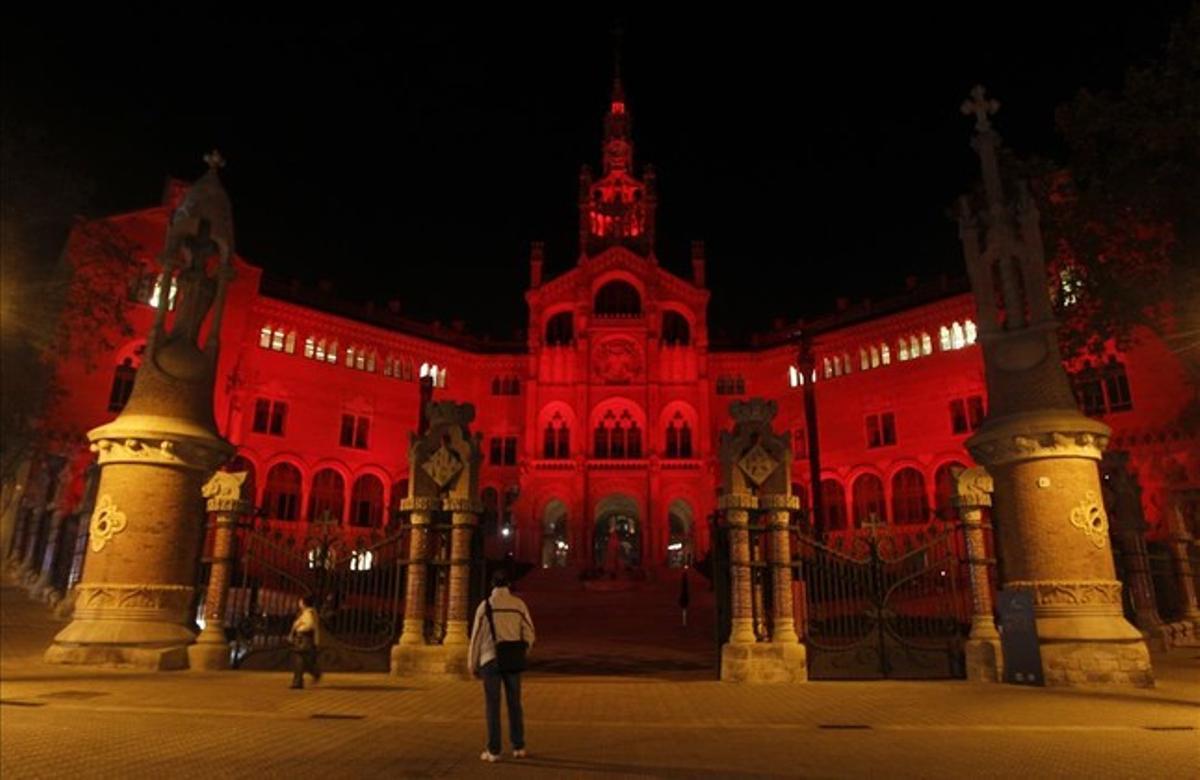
left=512, top=566, right=719, bottom=678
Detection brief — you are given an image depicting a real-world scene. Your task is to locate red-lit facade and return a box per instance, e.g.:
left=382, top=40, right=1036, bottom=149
left=28, top=80, right=1199, bottom=576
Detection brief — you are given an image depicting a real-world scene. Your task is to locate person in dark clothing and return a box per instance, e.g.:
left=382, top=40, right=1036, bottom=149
left=679, top=568, right=691, bottom=627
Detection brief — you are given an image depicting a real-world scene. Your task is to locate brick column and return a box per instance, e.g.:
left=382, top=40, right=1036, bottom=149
left=763, top=496, right=799, bottom=643
left=398, top=500, right=436, bottom=646
left=719, top=496, right=756, bottom=644
left=188, top=472, right=251, bottom=670
left=443, top=499, right=478, bottom=646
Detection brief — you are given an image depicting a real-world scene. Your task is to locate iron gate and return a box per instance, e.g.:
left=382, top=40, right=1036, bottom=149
left=710, top=510, right=981, bottom=680
left=200, top=511, right=484, bottom=671
left=796, top=520, right=974, bottom=679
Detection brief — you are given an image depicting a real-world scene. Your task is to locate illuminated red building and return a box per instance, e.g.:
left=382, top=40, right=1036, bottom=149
left=16, top=78, right=1198, bottom=588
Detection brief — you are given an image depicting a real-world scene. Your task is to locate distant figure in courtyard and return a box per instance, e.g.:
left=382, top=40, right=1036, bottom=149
left=605, top=521, right=622, bottom=577
left=469, top=569, right=536, bottom=763
left=679, top=568, right=691, bottom=627
left=288, top=594, right=321, bottom=689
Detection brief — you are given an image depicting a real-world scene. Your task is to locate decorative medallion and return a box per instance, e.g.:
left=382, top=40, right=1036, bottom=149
left=737, top=444, right=779, bottom=487
left=593, top=338, right=642, bottom=384
left=422, top=445, right=463, bottom=488
left=1069, top=491, right=1109, bottom=549
left=89, top=494, right=128, bottom=553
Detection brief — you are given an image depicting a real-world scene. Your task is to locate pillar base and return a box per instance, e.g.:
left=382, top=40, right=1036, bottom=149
left=964, top=637, right=1003, bottom=682
left=390, top=642, right=470, bottom=679
left=45, top=640, right=191, bottom=670
left=1038, top=637, right=1153, bottom=688
left=720, top=641, right=807, bottom=683
left=186, top=640, right=232, bottom=671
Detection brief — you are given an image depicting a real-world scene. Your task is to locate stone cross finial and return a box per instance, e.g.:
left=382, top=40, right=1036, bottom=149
left=204, top=150, right=227, bottom=170
left=961, top=85, right=1000, bottom=132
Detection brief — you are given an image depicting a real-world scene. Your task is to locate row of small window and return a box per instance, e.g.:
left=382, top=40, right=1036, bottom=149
left=1071, top=359, right=1133, bottom=416
left=538, top=411, right=694, bottom=460
left=542, top=307, right=692, bottom=346
left=251, top=399, right=371, bottom=450
left=491, top=376, right=521, bottom=395
left=789, top=320, right=978, bottom=386
left=258, top=326, right=447, bottom=387
left=784, top=398, right=982, bottom=456
left=715, top=375, right=746, bottom=395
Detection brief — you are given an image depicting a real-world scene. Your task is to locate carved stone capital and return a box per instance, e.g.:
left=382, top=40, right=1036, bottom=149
left=443, top=497, right=483, bottom=514
left=967, top=414, right=1110, bottom=465
left=759, top=494, right=799, bottom=511
left=953, top=465, right=993, bottom=509
left=400, top=496, right=442, bottom=513
left=90, top=434, right=230, bottom=471
left=717, top=494, right=758, bottom=511
left=202, top=471, right=251, bottom=514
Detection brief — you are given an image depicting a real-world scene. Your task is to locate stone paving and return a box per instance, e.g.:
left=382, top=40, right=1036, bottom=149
left=2, top=584, right=1197, bottom=778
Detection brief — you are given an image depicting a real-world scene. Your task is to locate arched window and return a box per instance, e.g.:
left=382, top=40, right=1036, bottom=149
left=263, top=463, right=302, bottom=521
left=543, top=412, right=570, bottom=458
left=259, top=325, right=272, bottom=348
left=934, top=461, right=967, bottom=520
left=898, top=338, right=910, bottom=361
left=594, top=409, right=641, bottom=459
left=921, top=332, right=932, bottom=356
left=860, top=349, right=869, bottom=371
left=305, top=336, right=316, bottom=359
left=545, top=312, right=574, bottom=346
left=662, top=311, right=690, bottom=346
left=308, top=469, right=345, bottom=523
left=870, top=346, right=881, bottom=368
left=665, top=411, right=693, bottom=458
left=852, top=473, right=886, bottom=527
left=593, top=280, right=641, bottom=316
left=350, top=474, right=384, bottom=527
left=107, top=358, right=137, bottom=413
left=272, top=328, right=285, bottom=351
left=891, top=468, right=929, bottom=525
left=940, top=326, right=952, bottom=351
left=284, top=331, right=297, bottom=354
left=965, top=320, right=977, bottom=344
left=880, top=343, right=891, bottom=365
left=820, top=479, right=847, bottom=531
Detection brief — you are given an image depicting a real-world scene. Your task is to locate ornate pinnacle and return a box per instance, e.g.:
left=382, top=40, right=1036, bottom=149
left=203, top=150, right=227, bottom=170
left=961, top=85, right=1000, bottom=133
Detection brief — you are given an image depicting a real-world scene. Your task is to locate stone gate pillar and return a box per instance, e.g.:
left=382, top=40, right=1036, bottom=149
left=956, top=90, right=1151, bottom=686
left=1166, top=499, right=1200, bottom=627
left=717, top=399, right=806, bottom=683
left=953, top=466, right=1003, bottom=682
left=46, top=152, right=236, bottom=670
left=188, top=471, right=251, bottom=670
left=391, top=401, right=481, bottom=678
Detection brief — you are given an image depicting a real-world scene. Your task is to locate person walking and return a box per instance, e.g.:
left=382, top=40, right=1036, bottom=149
left=679, top=568, right=691, bottom=627
left=288, top=594, right=321, bottom=689
left=468, top=569, right=535, bottom=763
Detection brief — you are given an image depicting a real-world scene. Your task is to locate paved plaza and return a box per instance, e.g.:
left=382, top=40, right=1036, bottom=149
left=2, top=584, right=1197, bottom=779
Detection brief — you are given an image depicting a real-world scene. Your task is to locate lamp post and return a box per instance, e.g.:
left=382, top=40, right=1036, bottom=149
left=796, top=329, right=824, bottom=537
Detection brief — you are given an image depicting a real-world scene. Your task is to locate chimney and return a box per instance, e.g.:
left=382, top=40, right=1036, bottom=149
left=386, top=299, right=401, bottom=314
left=691, top=240, right=706, bottom=287
left=836, top=297, right=850, bottom=312
left=905, top=275, right=918, bottom=291
left=530, top=241, right=545, bottom=288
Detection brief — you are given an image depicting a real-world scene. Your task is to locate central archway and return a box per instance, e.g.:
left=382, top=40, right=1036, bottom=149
left=541, top=499, right=569, bottom=568
left=593, top=493, right=641, bottom=569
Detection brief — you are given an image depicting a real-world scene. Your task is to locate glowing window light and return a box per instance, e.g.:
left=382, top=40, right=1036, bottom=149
left=304, top=336, right=315, bottom=359
left=259, top=325, right=273, bottom=348
left=788, top=366, right=799, bottom=388
left=419, top=362, right=430, bottom=378
left=149, top=277, right=178, bottom=310
left=940, top=326, right=952, bottom=351
left=898, top=340, right=910, bottom=361
left=350, top=550, right=374, bottom=571
left=667, top=542, right=684, bottom=552
left=870, top=346, right=880, bottom=368
left=326, top=341, right=338, bottom=364
left=860, top=349, right=869, bottom=371
left=951, top=322, right=966, bottom=350
left=315, top=340, right=326, bottom=362
left=285, top=331, right=297, bottom=354
left=881, top=344, right=891, bottom=365
left=965, top=320, right=977, bottom=345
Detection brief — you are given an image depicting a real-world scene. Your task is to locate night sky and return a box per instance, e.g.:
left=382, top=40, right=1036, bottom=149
left=3, top=7, right=1190, bottom=341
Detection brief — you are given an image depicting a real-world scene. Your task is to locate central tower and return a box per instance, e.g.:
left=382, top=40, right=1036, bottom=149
left=578, top=73, right=658, bottom=259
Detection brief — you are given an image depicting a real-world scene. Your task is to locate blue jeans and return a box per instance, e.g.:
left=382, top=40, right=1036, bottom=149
left=480, top=659, right=524, bottom=755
